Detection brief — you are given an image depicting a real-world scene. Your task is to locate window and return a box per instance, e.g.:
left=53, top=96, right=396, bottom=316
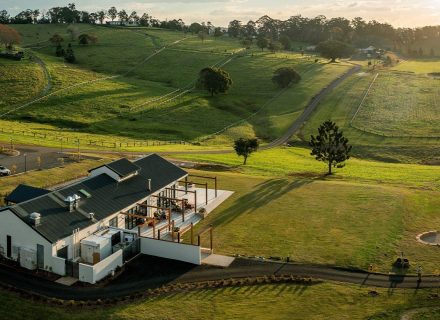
left=109, top=216, right=118, bottom=228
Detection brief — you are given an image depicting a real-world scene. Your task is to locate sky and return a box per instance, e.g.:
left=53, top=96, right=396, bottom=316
left=1, top=0, right=440, bottom=27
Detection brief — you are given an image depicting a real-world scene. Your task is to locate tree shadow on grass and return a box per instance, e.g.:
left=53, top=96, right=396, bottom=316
left=210, top=178, right=312, bottom=228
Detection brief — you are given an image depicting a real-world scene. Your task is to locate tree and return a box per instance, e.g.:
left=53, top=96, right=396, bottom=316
left=309, top=120, right=352, bottom=175
left=117, top=10, right=128, bottom=25
left=108, top=6, right=117, bottom=21
left=213, top=27, right=223, bottom=38
left=0, top=24, right=21, bottom=50
left=279, top=34, right=291, bottom=50
left=234, top=138, right=259, bottom=165
left=197, top=67, right=233, bottom=97
left=228, top=20, right=242, bottom=38
left=0, top=10, right=9, bottom=24
left=139, top=13, right=150, bottom=26
left=49, top=33, right=64, bottom=46
left=256, top=36, right=269, bottom=51
left=316, top=40, right=353, bottom=62
left=272, top=67, right=301, bottom=88
left=189, top=22, right=203, bottom=34
left=66, top=24, right=78, bottom=41
left=64, top=43, right=75, bottom=63
left=268, top=40, right=282, bottom=53
left=129, top=11, right=139, bottom=24
left=97, top=10, right=106, bottom=24
left=198, top=31, right=207, bottom=42
left=55, top=44, right=65, bottom=57
left=241, top=38, right=252, bottom=49
left=78, top=33, right=97, bottom=45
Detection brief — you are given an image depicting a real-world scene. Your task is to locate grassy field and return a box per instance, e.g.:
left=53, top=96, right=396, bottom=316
left=297, top=68, right=440, bottom=163
left=0, top=282, right=439, bottom=320
left=0, top=59, right=45, bottom=109
left=352, top=72, right=440, bottom=137
left=172, top=147, right=440, bottom=273
left=0, top=24, right=351, bottom=146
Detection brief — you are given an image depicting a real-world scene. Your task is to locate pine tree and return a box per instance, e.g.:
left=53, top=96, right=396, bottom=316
left=309, top=121, right=352, bottom=175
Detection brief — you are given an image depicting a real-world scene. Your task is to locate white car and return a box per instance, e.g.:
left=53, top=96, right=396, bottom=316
left=0, top=165, right=11, bottom=176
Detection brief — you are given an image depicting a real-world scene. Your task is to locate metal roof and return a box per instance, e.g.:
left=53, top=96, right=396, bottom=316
left=89, top=158, right=141, bottom=178
left=5, top=184, right=51, bottom=204
left=8, top=154, right=187, bottom=243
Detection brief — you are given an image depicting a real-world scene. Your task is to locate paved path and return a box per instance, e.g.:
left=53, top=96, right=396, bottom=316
left=0, top=257, right=439, bottom=300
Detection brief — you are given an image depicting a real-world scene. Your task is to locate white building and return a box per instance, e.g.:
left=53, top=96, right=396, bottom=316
left=0, top=154, right=226, bottom=284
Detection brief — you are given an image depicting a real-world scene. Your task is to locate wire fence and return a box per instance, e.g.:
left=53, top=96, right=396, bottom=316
left=0, top=127, right=193, bottom=149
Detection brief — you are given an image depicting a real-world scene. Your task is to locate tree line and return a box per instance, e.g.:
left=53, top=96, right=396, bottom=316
left=0, top=4, right=199, bottom=32
left=2, top=4, right=440, bottom=54
left=228, top=15, right=440, bottom=55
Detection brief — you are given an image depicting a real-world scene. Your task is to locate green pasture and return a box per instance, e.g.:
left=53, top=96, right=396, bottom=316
left=298, top=70, right=440, bottom=163
left=352, top=72, right=440, bottom=137
left=1, top=24, right=350, bottom=145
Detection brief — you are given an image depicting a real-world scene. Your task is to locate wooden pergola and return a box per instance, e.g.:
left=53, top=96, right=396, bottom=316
left=166, top=187, right=198, bottom=212
left=151, top=194, right=186, bottom=222
left=120, top=211, right=157, bottom=237
left=188, top=174, right=218, bottom=197
left=178, top=179, right=209, bottom=205
left=137, top=203, right=172, bottom=232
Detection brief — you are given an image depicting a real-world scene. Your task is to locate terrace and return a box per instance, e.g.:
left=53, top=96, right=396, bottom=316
left=123, top=180, right=233, bottom=244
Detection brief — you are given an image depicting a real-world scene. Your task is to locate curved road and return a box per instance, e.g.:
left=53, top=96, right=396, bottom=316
left=0, top=256, right=438, bottom=300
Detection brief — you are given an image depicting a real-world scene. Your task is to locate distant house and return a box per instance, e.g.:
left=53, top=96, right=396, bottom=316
left=106, top=21, right=139, bottom=27
left=0, top=154, right=230, bottom=284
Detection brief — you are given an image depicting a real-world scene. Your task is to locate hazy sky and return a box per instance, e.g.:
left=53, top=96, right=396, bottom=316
left=2, top=0, right=440, bottom=27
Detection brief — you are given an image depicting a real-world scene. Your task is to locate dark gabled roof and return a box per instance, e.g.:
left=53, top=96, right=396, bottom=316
left=9, top=154, right=187, bottom=243
left=89, top=158, right=141, bottom=178
left=5, top=184, right=50, bottom=204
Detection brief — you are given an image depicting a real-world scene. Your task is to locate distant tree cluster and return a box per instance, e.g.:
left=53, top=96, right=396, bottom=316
left=227, top=15, right=440, bottom=58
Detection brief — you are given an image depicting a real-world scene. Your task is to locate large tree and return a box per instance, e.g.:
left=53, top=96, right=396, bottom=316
left=256, top=36, right=269, bottom=51
left=234, top=138, right=259, bottom=165
left=309, top=120, right=352, bottom=175
left=0, top=24, right=21, bottom=50
left=197, top=67, right=232, bottom=97
left=316, top=40, right=353, bottom=62
left=108, top=6, right=117, bottom=21
left=49, top=33, right=64, bottom=46
left=272, top=67, right=301, bottom=88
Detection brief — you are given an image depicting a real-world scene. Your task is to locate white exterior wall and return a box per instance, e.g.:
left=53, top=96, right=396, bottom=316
left=52, top=256, right=66, bottom=276
left=140, top=237, right=201, bottom=265
left=0, top=209, right=55, bottom=272
left=55, top=178, right=182, bottom=258
left=78, top=249, right=123, bottom=284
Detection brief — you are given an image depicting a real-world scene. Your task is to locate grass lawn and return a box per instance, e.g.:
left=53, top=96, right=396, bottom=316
left=0, top=282, right=438, bottom=320
left=172, top=147, right=440, bottom=272
left=352, top=72, right=440, bottom=137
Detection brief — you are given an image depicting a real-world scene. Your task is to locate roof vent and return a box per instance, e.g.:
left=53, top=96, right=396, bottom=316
left=29, top=212, right=41, bottom=226
left=89, top=212, right=95, bottom=220
left=64, top=194, right=81, bottom=212
left=147, top=179, right=152, bottom=191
